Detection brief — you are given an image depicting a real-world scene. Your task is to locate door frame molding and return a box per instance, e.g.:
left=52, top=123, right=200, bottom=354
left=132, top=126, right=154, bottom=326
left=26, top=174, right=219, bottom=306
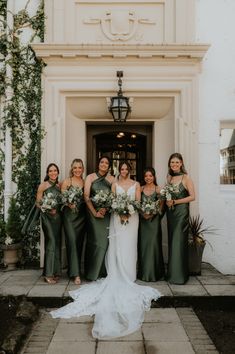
left=86, top=123, right=153, bottom=175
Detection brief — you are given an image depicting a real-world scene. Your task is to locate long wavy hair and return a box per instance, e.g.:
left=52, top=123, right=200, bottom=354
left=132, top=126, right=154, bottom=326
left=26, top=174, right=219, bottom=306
left=168, top=153, right=187, bottom=175
left=69, top=158, right=84, bottom=178
left=142, top=167, right=157, bottom=186
left=44, top=163, right=60, bottom=182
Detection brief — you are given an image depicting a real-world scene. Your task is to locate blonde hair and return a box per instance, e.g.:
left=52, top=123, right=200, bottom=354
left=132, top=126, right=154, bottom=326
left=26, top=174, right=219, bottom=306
left=69, top=159, right=84, bottom=178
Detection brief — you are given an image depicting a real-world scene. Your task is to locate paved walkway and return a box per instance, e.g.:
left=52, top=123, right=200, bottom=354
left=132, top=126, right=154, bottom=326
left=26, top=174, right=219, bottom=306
left=0, top=263, right=235, bottom=299
left=20, top=308, right=218, bottom=354
left=21, top=308, right=218, bottom=354
left=1, top=263, right=234, bottom=354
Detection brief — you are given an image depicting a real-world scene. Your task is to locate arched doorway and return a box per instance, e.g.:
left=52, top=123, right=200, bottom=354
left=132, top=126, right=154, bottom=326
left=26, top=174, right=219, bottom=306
left=87, top=124, right=153, bottom=181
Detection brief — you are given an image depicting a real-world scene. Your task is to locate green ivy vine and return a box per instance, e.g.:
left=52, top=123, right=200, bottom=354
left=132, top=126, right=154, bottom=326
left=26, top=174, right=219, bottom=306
left=0, top=0, right=45, bottom=263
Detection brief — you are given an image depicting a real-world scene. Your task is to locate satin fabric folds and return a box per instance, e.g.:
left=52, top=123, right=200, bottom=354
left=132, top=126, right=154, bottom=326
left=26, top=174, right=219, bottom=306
left=63, top=188, right=86, bottom=278
left=41, top=184, right=62, bottom=277
left=138, top=191, right=165, bottom=282
left=84, top=174, right=112, bottom=280
left=166, top=182, right=189, bottom=284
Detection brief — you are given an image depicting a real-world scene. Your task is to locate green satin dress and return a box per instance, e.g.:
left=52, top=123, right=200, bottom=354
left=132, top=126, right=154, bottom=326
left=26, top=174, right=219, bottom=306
left=41, top=183, right=62, bottom=277
left=166, top=181, right=189, bottom=284
left=138, top=191, right=165, bottom=281
left=84, top=174, right=111, bottom=280
left=63, top=187, right=86, bottom=278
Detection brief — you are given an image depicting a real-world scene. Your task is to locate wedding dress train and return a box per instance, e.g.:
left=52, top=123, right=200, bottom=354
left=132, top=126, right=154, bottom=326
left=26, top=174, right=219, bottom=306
left=51, top=183, right=161, bottom=339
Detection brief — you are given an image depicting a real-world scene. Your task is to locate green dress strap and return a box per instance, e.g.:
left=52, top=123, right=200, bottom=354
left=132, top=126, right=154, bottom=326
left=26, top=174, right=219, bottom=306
left=90, top=173, right=112, bottom=196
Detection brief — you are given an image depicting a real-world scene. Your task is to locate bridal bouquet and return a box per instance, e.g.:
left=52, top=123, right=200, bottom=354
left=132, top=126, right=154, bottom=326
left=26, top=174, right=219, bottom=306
left=140, top=199, right=161, bottom=216
left=111, top=193, right=140, bottom=225
left=61, top=186, right=84, bottom=213
left=91, top=190, right=112, bottom=211
left=160, top=184, right=179, bottom=209
left=40, top=193, right=61, bottom=213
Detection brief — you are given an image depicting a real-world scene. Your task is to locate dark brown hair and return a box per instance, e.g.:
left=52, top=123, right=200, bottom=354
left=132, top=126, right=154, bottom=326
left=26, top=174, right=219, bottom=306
left=97, top=156, right=111, bottom=171
left=143, top=167, right=157, bottom=186
left=168, top=153, right=187, bottom=175
left=44, top=163, right=59, bottom=182
left=118, top=161, right=131, bottom=175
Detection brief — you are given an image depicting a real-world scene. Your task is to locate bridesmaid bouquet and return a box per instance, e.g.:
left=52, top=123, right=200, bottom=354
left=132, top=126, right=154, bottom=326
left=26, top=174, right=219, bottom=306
left=91, top=190, right=112, bottom=211
left=111, top=193, right=140, bottom=225
left=140, top=199, right=161, bottom=217
left=160, top=184, right=179, bottom=209
left=40, top=193, right=61, bottom=213
left=61, top=186, right=84, bottom=213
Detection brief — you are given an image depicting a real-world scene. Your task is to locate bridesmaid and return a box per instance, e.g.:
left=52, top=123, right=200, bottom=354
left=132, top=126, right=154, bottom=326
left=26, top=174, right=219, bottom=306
left=36, top=163, right=62, bottom=284
left=84, top=156, right=114, bottom=280
left=61, top=159, right=86, bottom=285
left=138, top=167, right=165, bottom=282
left=165, top=153, right=195, bottom=284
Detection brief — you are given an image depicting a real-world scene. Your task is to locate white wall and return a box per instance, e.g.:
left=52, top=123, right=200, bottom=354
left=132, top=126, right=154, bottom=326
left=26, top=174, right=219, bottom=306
left=196, top=0, right=235, bottom=273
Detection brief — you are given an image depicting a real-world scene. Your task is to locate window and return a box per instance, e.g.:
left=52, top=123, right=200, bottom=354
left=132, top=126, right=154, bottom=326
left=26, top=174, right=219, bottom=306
left=220, top=126, right=235, bottom=184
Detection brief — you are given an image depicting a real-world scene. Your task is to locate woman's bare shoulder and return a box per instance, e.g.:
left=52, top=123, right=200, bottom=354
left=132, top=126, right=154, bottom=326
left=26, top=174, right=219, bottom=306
left=107, top=175, right=115, bottom=183
left=86, top=173, right=96, bottom=181
left=37, top=181, right=49, bottom=196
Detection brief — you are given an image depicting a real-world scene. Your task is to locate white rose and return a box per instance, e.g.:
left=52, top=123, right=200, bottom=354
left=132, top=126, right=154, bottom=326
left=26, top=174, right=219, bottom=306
left=128, top=205, right=135, bottom=215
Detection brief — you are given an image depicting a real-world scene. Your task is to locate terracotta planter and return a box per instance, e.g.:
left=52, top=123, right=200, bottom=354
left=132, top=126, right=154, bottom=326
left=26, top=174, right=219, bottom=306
left=1, top=243, right=22, bottom=270
left=188, top=241, right=205, bottom=275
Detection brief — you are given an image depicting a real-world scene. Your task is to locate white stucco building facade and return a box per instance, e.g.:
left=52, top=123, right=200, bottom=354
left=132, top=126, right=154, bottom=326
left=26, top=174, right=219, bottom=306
left=6, top=0, right=235, bottom=274
left=196, top=0, right=235, bottom=274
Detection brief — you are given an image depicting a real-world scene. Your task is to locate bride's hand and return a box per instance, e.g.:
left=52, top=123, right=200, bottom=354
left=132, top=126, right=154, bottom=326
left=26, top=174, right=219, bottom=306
left=120, top=214, right=129, bottom=225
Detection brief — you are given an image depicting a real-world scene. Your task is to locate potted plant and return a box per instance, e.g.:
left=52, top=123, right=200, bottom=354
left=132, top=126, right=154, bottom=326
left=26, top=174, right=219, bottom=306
left=188, top=215, right=215, bottom=275
left=0, top=197, right=23, bottom=270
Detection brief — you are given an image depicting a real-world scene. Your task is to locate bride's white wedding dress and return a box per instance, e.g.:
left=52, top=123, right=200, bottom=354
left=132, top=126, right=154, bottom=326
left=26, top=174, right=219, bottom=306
left=51, top=183, right=161, bottom=339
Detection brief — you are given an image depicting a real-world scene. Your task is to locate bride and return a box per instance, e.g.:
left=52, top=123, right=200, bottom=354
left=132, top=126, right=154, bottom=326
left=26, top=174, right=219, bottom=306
left=51, top=162, right=161, bottom=339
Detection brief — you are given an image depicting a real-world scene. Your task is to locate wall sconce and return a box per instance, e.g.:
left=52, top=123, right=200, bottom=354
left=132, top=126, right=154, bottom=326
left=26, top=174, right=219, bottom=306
left=109, top=71, right=131, bottom=123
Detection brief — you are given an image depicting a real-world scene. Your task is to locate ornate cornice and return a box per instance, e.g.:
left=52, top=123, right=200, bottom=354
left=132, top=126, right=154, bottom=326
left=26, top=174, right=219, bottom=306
left=32, top=43, right=210, bottom=63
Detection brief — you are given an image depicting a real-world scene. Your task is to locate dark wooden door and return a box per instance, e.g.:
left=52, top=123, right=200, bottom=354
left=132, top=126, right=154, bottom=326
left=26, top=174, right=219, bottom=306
left=87, top=124, right=152, bottom=182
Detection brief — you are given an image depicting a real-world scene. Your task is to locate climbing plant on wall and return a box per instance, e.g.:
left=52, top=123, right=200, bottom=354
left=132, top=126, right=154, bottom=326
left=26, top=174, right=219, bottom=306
left=0, top=0, right=7, bottom=215
left=0, top=0, right=44, bottom=263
